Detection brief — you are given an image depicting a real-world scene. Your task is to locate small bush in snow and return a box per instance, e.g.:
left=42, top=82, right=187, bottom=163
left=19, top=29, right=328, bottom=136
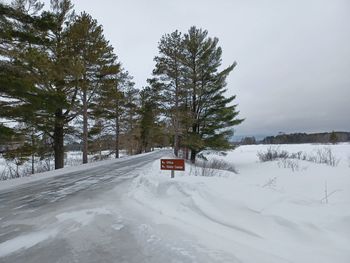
left=257, top=147, right=289, bottom=162
left=191, top=158, right=237, bottom=176
left=262, top=177, right=277, bottom=189
left=207, top=159, right=237, bottom=173
left=0, top=166, right=10, bottom=181
left=257, top=146, right=339, bottom=168
left=277, top=159, right=300, bottom=172
left=0, top=160, right=20, bottom=180
left=314, top=147, right=340, bottom=167
left=300, top=148, right=339, bottom=167
left=35, top=158, right=54, bottom=173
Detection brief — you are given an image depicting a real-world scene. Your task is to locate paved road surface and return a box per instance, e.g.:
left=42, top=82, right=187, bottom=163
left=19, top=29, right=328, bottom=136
left=0, top=150, right=167, bottom=216
left=0, top=150, right=218, bottom=263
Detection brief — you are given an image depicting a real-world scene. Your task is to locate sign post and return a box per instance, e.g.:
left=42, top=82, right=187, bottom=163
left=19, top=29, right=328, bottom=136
left=160, top=159, right=185, bottom=178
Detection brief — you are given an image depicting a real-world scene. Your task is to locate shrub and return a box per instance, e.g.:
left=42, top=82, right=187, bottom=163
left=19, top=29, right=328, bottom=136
left=277, top=158, right=299, bottom=172
left=257, top=147, right=289, bottom=162
left=191, top=158, right=237, bottom=176
left=257, top=146, right=340, bottom=167
left=314, top=147, right=340, bottom=167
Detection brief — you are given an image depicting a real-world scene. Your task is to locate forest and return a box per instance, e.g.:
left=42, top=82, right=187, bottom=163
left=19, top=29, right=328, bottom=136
left=0, top=0, right=242, bottom=178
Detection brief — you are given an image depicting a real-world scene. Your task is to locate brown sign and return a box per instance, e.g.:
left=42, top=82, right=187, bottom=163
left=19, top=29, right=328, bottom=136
left=160, top=159, right=185, bottom=171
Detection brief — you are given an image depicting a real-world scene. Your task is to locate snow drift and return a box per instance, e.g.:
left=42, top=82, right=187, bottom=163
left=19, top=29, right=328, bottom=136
left=128, top=144, right=350, bottom=263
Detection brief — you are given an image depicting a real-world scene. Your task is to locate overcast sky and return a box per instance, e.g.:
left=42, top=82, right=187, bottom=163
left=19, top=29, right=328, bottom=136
left=14, top=0, right=350, bottom=136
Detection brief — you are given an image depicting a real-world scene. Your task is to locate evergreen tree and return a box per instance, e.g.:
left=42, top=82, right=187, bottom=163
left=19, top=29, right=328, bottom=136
left=330, top=131, right=338, bottom=144
left=153, top=30, right=186, bottom=156
left=41, top=0, right=79, bottom=169
left=1, top=0, right=121, bottom=169
left=65, top=12, right=119, bottom=163
left=96, top=69, right=133, bottom=158
left=181, top=27, right=243, bottom=162
left=122, top=82, right=140, bottom=155
left=0, top=0, right=74, bottom=169
left=139, top=84, right=162, bottom=152
left=0, top=124, right=16, bottom=145
left=151, top=26, right=243, bottom=162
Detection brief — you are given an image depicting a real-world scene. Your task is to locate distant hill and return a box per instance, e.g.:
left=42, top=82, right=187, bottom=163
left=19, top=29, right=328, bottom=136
left=261, top=131, right=350, bottom=144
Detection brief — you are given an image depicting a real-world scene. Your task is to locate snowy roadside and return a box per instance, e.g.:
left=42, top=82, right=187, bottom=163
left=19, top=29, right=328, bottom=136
left=0, top=150, right=128, bottom=184
left=126, top=144, right=350, bottom=263
left=0, top=150, right=157, bottom=192
left=0, top=148, right=219, bottom=262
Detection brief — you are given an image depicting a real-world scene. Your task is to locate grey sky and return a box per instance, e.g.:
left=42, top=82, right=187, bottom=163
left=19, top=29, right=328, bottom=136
left=13, top=0, right=350, bottom=136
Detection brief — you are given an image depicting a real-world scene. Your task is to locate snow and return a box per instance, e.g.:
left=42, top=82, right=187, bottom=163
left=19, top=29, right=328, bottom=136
left=0, top=207, right=113, bottom=258
left=0, top=150, right=127, bottom=184
left=0, top=229, right=59, bottom=258
left=0, top=144, right=349, bottom=262
left=127, top=143, right=350, bottom=263
left=111, top=223, right=125, bottom=231
left=0, top=150, right=154, bottom=192
left=56, top=208, right=112, bottom=227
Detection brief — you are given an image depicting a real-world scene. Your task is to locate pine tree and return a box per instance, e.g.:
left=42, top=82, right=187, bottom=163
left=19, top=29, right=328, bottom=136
left=329, top=131, right=338, bottom=144
left=42, top=0, right=79, bottom=169
left=181, top=27, right=243, bottom=162
left=122, top=82, right=140, bottom=155
left=139, top=84, right=162, bottom=152
left=151, top=26, right=243, bottom=162
left=1, top=1, right=121, bottom=169
left=0, top=1, right=72, bottom=169
left=96, top=69, right=133, bottom=158
left=1, top=1, right=83, bottom=169
left=0, top=124, right=16, bottom=145
left=65, top=12, right=119, bottom=163
left=153, top=30, right=186, bottom=156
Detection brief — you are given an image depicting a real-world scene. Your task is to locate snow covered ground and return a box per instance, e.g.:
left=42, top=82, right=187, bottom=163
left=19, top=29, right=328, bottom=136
left=0, top=150, right=145, bottom=192
left=0, top=144, right=349, bottom=262
left=127, top=143, right=350, bottom=263
left=0, top=150, right=127, bottom=181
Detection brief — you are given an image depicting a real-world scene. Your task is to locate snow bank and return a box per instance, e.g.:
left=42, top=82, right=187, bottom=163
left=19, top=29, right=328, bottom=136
left=128, top=144, right=350, bottom=263
left=0, top=151, right=155, bottom=192
left=0, top=150, right=129, bottom=183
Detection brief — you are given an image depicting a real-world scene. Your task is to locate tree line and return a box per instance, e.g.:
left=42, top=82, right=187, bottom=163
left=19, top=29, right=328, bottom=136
left=0, top=0, right=243, bottom=176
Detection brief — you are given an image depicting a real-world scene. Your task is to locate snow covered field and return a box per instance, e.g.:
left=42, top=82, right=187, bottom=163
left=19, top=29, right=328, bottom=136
left=128, top=143, right=350, bottom=263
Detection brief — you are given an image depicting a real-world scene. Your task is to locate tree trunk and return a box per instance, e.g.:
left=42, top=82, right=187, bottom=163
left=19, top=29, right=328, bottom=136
left=174, top=71, right=180, bottom=157
left=190, top=122, right=198, bottom=164
left=174, top=133, right=179, bottom=157
left=31, top=132, right=35, bottom=174
left=115, top=109, right=120, bottom=158
left=31, top=154, right=35, bottom=174
left=54, top=109, right=64, bottom=169
left=82, top=90, right=88, bottom=164
left=190, top=149, right=196, bottom=163
left=190, top=62, right=197, bottom=164
left=127, top=112, right=133, bottom=155
left=99, top=142, right=102, bottom=160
